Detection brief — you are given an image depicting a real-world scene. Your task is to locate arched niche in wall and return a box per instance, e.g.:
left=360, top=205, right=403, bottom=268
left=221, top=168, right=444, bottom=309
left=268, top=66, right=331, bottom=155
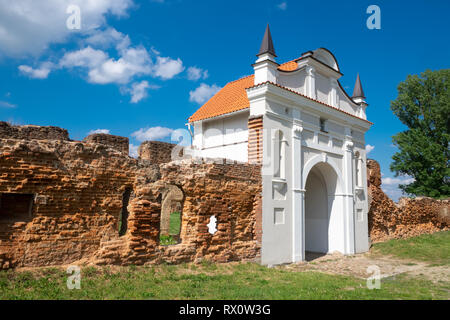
left=273, top=129, right=287, bottom=179
left=160, top=184, right=184, bottom=245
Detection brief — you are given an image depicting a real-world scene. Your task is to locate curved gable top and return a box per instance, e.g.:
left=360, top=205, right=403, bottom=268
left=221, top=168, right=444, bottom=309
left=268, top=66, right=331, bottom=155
left=278, top=48, right=340, bottom=73
left=312, top=48, right=340, bottom=72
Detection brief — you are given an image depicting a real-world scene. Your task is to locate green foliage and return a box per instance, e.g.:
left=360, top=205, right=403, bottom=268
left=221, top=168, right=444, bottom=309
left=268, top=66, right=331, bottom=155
left=390, top=69, right=450, bottom=197
left=159, top=235, right=177, bottom=246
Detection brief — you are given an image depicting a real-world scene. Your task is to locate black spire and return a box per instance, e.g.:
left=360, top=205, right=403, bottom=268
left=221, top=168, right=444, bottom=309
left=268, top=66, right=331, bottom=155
left=258, top=24, right=276, bottom=57
left=352, top=73, right=365, bottom=99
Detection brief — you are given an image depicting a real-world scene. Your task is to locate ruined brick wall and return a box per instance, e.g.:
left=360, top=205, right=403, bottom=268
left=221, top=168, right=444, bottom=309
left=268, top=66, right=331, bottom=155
left=0, top=121, right=69, bottom=141
left=0, top=125, right=262, bottom=269
left=138, top=141, right=182, bottom=164
left=0, top=138, right=138, bottom=269
left=83, top=133, right=129, bottom=155
left=94, top=160, right=262, bottom=266
left=367, top=159, right=449, bottom=242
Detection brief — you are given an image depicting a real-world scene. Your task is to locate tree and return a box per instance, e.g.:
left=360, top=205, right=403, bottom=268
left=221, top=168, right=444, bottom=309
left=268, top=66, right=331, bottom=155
left=390, top=69, right=449, bottom=198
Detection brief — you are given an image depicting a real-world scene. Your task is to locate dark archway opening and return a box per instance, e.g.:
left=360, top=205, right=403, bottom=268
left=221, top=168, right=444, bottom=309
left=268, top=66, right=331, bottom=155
left=0, top=193, right=34, bottom=221
left=118, top=187, right=132, bottom=236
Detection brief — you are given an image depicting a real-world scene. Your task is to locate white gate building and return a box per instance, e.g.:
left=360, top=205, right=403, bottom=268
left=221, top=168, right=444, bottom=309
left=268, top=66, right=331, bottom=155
left=188, top=25, right=373, bottom=265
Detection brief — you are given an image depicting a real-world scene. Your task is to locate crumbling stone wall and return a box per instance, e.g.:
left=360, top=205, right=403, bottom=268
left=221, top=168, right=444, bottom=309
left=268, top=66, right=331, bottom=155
left=138, top=141, right=182, bottom=164
left=83, top=133, right=129, bottom=155
left=0, top=121, right=69, bottom=141
left=367, top=159, right=449, bottom=242
left=0, top=125, right=262, bottom=269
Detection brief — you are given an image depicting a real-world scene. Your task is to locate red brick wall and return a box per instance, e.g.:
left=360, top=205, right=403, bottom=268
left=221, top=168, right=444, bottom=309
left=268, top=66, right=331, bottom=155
left=0, top=127, right=262, bottom=269
left=248, top=116, right=263, bottom=165
left=138, top=141, right=181, bottom=164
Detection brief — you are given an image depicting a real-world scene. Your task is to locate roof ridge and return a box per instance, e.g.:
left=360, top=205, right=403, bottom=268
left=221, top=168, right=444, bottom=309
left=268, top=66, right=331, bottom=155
left=227, top=74, right=253, bottom=85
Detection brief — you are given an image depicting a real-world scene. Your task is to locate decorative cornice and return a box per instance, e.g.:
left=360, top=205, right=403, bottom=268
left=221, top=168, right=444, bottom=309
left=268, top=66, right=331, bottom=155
left=245, top=81, right=374, bottom=125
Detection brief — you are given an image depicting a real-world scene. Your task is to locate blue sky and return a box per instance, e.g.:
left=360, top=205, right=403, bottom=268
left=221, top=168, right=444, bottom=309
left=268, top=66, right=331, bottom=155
left=0, top=0, right=448, bottom=200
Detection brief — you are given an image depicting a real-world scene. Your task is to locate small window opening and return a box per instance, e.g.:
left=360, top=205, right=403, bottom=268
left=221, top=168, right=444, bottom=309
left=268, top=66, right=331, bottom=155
left=0, top=193, right=34, bottom=221
left=320, top=118, right=328, bottom=133
left=118, top=187, right=132, bottom=236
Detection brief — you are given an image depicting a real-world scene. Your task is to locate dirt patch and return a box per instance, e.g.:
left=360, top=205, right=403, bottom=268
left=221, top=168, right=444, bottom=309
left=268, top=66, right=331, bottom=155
left=282, top=251, right=449, bottom=284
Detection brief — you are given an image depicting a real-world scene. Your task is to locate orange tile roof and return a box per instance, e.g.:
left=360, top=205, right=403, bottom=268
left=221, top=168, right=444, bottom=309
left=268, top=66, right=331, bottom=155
left=278, top=58, right=301, bottom=71
left=189, top=75, right=254, bottom=122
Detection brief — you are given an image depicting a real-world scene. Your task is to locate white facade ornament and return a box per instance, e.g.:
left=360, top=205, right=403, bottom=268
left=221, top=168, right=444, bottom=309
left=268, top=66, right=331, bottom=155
left=292, top=124, right=303, bottom=138
left=345, top=140, right=354, bottom=151
left=329, top=79, right=338, bottom=107
left=306, top=66, right=316, bottom=99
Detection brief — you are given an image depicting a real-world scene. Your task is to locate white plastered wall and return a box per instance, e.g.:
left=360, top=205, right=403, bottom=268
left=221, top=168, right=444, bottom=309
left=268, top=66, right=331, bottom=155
left=192, top=111, right=249, bottom=163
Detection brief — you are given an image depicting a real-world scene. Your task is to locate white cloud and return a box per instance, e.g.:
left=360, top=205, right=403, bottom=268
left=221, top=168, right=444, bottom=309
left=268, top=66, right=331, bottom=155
left=84, top=27, right=130, bottom=50
left=0, top=0, right=135, bottom=58
left=365, top=144, right=375, bottom=154
left=381, top=175, right=415, bottom=202
left=18, top=63, right=53, bottom=79
left=189, top=83, right=221, bottom=104
left=131, top=126, right=173, bottom=142
left=153, top=56, right=184, bottom=80
left=187, top=66, right=208, bottom=81
left=0, top=101, right=17, bottom=108
left=87, top=46, right=152, bottom=84
left=128, top=81, right=153, bottom=103
left=60, top=46, right=108, bottom=69
left=88, top=129, right=110, bottom=135
left=3, top=1, right=191, bottom=102
left=129, top=143, right=139, bottom=158
left=382, top=176, right=415, bottom=186
left=277, top=2, right=287, bottom=10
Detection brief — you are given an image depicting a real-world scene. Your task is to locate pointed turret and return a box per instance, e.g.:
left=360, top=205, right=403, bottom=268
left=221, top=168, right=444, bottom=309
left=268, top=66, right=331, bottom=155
left=253, top=25, right=278, bottom=85
left=258, top=24, right=277, bottom=57
left=352, top=73, right=368, bottom=119
left=352, top=73, right=365, bottom=99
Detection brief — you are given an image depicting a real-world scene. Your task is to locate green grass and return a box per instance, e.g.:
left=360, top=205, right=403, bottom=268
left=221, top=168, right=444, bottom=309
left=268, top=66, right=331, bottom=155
left=1, top=232, right=449, bottom=300
left=0, top=262, right=448, bottom=300
left=169, top=212, right=181, bottom=235
left=371, top=231, right=450, bottom=265
left=159, top=212, right=181, bottom=246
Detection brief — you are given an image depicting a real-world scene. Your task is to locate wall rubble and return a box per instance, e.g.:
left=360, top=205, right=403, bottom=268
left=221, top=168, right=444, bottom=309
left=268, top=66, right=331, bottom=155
left=367, top=159, right=449, bottom=242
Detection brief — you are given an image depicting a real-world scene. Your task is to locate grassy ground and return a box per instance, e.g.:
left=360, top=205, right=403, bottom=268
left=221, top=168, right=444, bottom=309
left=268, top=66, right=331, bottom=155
left=0, top=262, right=448, bottom=300
left=371, top=231, right=450, bottom=265
left=0, top=231, right=448, bottom=300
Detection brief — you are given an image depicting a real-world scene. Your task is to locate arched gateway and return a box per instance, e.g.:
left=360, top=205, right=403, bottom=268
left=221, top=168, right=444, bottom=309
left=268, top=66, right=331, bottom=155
left=304, top=162, right=345, bottom=255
